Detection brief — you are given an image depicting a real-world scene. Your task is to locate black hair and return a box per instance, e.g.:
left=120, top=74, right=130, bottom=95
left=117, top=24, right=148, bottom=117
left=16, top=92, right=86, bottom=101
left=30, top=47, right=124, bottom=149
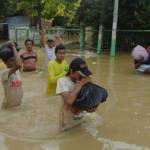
left=0, top=42, right=20, bottom=61
left=25, top=39, right=34, bottom=45
left=55, top=44, right=66, bottom=54
left=66, top=58, right=86, bottom=76
left=146, top=44, right=150, bottom=47
left=47, top=39, right=54, bottom=43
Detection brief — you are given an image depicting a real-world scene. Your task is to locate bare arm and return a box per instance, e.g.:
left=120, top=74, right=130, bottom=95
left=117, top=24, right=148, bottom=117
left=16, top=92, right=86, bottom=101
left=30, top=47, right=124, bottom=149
left=8, top=42, right=21, bottom=75
left=43, top=33, right=48, bottom=46
left=61, top=82, right=83, bottom=106
left=53, top=33, right=64, bottom=45
left=60, top=77, right=91, bottom=106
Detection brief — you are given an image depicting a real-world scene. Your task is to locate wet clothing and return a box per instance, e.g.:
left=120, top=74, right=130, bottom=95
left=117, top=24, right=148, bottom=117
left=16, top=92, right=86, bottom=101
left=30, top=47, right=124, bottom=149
left=134, top=55, right=150, bottom=69
left=0, top=69, right=23, bottom=109
left=134, top=56, right=150, bottom=72
left=46, top=59, right=68, bottom=96
left=56, top=76, right=83, bottom=131
left=21, top=51, right=37, bottom=71
left=134, top=60, right=144, bottom=69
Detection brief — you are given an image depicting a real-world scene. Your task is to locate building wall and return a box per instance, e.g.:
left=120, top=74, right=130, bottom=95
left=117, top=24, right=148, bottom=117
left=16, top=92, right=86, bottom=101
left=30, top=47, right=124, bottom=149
left=6, top=16, right=30, bottom=28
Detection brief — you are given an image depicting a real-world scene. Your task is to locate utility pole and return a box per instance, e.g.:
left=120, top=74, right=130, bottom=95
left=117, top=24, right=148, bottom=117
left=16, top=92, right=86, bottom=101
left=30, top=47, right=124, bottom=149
left=79, top=0, right=86, bottom=51
left=110, top=0, right=119, bottom=56
left=97, top=0, right=104, bottom=54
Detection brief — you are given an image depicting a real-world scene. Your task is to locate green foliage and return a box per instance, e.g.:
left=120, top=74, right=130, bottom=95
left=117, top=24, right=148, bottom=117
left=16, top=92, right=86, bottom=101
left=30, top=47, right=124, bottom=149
left=76, top=0, right=150, bottom=30
left=0, top=0, right=149, bottom=30
left=43, top=0, right=65, bottom=19
left=52, top=16, right=69, bottom=26
left=43, top=0, right=80, bottom=26
left=0, top=0, right=80, bottom=27
left=0, top=0, right=17, bottom=16
left=118, top=0, right=150, bottom=29
left=77, top=0, right=102, bottom=27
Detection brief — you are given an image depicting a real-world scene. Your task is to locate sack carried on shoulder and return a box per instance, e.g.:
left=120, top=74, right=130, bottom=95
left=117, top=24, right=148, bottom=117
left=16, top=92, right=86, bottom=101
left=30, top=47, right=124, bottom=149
left=73, top=82, right=108, bottom=110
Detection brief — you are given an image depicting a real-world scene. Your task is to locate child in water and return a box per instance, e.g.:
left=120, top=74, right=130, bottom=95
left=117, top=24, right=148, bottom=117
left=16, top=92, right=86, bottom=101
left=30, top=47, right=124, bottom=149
left=0, top=41, right=23, bottom=109
left=46, top=44, right=68, bottom=96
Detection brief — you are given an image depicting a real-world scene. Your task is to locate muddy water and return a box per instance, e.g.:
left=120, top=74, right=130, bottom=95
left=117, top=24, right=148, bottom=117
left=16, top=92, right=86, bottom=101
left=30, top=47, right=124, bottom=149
left=0, top=50, right=150, bottom=150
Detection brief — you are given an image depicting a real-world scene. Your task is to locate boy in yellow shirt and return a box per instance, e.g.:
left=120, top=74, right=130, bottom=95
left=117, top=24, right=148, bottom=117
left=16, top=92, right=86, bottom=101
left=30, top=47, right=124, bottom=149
left=46, top=44, right=68, bottom=96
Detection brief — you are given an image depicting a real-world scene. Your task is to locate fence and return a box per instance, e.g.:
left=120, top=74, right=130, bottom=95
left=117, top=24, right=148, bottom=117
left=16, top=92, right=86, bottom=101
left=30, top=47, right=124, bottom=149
left=9, top=27, right=39, bottom=47
left=102, top=30, right=150, bottom=51
left=1, top=27, right=150, bottom=52
left=8, top=27, right=81, bottom=48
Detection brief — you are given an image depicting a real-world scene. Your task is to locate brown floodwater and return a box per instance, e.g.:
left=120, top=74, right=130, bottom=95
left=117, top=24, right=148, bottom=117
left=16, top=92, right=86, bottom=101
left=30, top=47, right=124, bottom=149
left=0, top=49, right=150, bottom=150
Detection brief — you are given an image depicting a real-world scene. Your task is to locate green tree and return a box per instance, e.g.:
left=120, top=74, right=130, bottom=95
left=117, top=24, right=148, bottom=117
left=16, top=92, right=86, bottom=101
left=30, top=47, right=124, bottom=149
left=0, top=0, right=18, bottom=16
left=118, top=0, right=150, bottom=29
left=76, top=0, right=150, bottom=30
left=0, top=0, right=80, bottom=27
left=43, top=0, right=80, bottom=26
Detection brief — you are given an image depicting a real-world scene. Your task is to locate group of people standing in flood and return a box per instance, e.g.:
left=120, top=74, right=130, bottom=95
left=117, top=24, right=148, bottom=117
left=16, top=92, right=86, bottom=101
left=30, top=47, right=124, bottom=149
left=0, top=34, right=95, bottom=131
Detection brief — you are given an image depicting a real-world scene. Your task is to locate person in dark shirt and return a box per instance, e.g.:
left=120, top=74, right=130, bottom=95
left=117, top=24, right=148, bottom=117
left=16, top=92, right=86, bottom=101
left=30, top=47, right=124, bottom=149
left=144, top=45, right=150, bottom=64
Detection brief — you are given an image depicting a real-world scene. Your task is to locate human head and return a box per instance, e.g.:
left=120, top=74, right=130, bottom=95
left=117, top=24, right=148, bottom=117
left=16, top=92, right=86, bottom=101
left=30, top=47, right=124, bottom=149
left=67, top=58, right=92, bottom=81
left=25, top=39, right=34, bottom=51
left=47, top=39, right=55, bottom=48
left=3, top=57, right=16, bottom=68
left=0, top=43, right=16, bottom=68
left=146, top=45, right=150, bottom=54
left=55, top=44, right=66, bottom=63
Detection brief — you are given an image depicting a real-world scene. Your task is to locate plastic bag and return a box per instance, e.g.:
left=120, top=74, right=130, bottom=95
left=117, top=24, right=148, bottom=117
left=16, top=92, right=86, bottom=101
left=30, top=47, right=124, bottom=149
left=131, top=45, right=149, bottom=61
left=73, top=82, right=108, bottom=110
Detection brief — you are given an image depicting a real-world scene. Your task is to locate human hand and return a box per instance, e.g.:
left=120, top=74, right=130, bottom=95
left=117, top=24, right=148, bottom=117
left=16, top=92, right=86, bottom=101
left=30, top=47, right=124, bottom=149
left=75, top=78, right=90, bottom=91
left=86, top=106, right=97, bottom=112
left=6, top=41, right=16, bottom=49
left=71, top=106, right=82, bottom=114
left=44, top=35, right=48, bottom=41
left=53, top=33, right=61, bottom=39
left=75, top=78, right=90, bottom=89
left=75, top=81, right=84, bottom=89
left=79, top=76, right=91, bottom=85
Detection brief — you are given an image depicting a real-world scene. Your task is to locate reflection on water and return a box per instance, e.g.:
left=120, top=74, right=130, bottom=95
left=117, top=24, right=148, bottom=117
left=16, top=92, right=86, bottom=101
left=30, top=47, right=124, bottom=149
left=0, top=50, right=150, bottom=150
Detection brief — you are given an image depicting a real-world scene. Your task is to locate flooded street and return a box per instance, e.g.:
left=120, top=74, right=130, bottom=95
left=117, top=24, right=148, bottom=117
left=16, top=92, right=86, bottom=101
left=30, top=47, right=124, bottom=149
left=0, top=49, right=150, bottom=150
